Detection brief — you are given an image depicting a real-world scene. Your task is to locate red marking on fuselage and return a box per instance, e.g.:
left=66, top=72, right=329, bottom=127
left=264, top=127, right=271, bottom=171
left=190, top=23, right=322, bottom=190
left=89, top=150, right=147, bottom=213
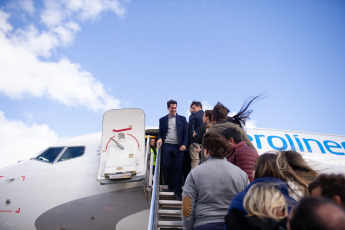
left=0, top=210, right=12, bottom=213
left=113, top=127, right=132, bottom=132
left=21, top=176, right=25, bottom=181
left=106, top=135, right=116, bottom=150
left=127, top=133, right=140, bottom=148
left=105, top=133, right=140, bottom=149
left=15, top=208, right=20, bottom=213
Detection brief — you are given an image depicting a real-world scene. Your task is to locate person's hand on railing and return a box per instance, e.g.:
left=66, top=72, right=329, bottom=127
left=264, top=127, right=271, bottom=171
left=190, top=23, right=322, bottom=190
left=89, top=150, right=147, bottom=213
left=157, top=138, right=162, bottom=148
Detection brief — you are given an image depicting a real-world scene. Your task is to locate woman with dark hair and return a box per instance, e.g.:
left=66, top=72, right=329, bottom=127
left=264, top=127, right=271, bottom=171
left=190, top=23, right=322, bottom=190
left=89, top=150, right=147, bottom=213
left=227, top=94, right=264, bottom=129
left=182, top=132, right=249, bottom=230
left=207, top=93, right=265, bottom=152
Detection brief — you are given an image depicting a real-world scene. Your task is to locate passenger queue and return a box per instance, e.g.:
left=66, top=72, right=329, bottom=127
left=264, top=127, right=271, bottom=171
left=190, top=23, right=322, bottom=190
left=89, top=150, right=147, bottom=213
left=153, top=99, right=345, bottom=230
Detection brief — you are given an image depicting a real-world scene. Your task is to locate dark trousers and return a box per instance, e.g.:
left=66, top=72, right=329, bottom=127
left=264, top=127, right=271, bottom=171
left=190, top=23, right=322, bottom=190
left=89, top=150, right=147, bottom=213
left=183, top=149, right=191, bottom=182
left=162, top=143, right=184, bottom=195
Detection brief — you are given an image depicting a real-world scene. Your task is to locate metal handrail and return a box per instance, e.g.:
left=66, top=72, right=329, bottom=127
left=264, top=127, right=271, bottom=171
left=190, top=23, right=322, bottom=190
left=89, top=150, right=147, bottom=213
left=144, top=136, right=151, bottom=189
left=147, top=146, right=161, bottom=230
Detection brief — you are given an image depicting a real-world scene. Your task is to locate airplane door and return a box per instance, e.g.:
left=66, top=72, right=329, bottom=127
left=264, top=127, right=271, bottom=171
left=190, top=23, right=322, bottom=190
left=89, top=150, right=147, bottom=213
left=97, top=109, right=145, bottom=181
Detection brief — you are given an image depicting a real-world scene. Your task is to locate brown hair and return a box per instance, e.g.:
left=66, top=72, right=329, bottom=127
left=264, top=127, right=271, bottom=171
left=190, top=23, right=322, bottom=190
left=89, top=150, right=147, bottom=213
left=308, top=174, right=345, bottom=206
left=254, top=150, right=318, bottom=197
left=280, top=150, right=318, bottom=194
left=191, top=101, right=202, bottom=109
left=254, top=153, right=284, bottom=180
left=289, top=197, right=345, bottom=230
left=222, top=127, right=243, bottom=143
left=202, top=132, right=229, bottom=159
left=204, top=110, right=212, bottom=121
left=167, top=100, right=177, bottom=108
left=212, top=102, right=229, bottom=122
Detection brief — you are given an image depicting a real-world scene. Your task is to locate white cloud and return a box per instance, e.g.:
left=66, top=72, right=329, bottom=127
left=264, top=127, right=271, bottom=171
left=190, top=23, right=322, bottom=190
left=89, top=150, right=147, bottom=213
left=245, top=119, right=257, bottom=128
left=0, top=11, right=12, bottom=33
left=0, top=0, right=126, bottom=111
left=185, top=100, right=214, bottom=118
left=41, top=0, right=126, bottom=27
left=201, top=100, right=213, bottom=111
left=5, top=0, right=35, bottom=15
left=20, top=0, right=35, bottom=15
left=0, top=111, right=59, bottom=169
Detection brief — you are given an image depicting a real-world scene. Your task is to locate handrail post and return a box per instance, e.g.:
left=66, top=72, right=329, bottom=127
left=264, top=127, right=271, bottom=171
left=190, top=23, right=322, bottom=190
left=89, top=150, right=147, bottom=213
left=147, top=146, right=161, bottom=230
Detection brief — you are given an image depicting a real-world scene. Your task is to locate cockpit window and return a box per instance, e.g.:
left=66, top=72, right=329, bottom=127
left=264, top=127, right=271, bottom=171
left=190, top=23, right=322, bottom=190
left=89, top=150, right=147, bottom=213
left=36, top=147, right=64, bottom=163
left=57, top=146, right=85, bottom=162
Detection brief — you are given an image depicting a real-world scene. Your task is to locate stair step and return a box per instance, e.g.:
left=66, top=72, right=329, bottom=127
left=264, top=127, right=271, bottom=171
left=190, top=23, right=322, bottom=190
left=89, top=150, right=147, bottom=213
left=159, top=185, right=184, bottom=191
left=159, top=185, right=168, bottom=191
left=158, top=220, right=183, bottom=227
left=159, top=191, right=174, bottom=196
left=159, top=200, right=182, bottom=205
left=159, top=209, right=181, bottom=215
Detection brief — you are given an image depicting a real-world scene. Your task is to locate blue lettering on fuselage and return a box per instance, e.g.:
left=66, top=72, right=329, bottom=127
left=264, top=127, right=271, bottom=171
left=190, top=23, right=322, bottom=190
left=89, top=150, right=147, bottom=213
left=324, top=141, right=343, bottom=155
left=247, top=133, right=345, bottom=155
left=254, top=135, right=265, bottom=149
left=285, top=134, right=296, bottom=151
left=267, top=136, right=288, bottom=150
left=303, top=138, right=325, bottom=153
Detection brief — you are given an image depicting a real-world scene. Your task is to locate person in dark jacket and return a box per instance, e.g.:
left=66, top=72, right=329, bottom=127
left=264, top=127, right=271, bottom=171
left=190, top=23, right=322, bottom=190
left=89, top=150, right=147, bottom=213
left=227, top=177, right=297, bottom=217
left=226, top=182, right=289, bottom=230
left=195, top=110, right=213, bottom=145
left=188, top=101, right=204, bottom=169
left=222, top=127, right=258, bottom=182
left=157, top=100, right=188, bottom=200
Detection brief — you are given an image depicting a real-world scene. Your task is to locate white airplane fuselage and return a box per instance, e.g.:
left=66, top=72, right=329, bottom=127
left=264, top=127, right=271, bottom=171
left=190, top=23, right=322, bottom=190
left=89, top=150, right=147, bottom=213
left=246, top=128, right=345, bottom=174
left=0, top=132, right=150, bottom=230
left=1, top=126, right=345, bottom=230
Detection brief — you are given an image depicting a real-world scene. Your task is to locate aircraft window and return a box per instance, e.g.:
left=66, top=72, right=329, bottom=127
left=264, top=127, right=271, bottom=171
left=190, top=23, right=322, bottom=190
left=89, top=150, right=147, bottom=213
left=36, top=147, right=64, bottom=163
left=57, top=146, right=85, bottom=162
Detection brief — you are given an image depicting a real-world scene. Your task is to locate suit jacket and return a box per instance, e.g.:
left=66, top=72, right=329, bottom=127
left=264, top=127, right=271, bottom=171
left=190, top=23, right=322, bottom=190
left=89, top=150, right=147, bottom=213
left=188, top=110, right=204, bottom=145
left=158, top=114, right=188, bottom=147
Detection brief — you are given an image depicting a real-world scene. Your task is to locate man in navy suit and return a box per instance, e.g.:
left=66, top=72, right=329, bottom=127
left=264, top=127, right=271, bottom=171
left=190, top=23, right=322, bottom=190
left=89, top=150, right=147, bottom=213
left=157, top=100, right=188, bottom=200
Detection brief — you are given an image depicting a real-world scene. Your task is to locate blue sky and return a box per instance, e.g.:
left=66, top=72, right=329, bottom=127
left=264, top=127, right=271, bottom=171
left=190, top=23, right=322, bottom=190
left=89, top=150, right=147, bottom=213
left=0, top=0, right=344, bottom=168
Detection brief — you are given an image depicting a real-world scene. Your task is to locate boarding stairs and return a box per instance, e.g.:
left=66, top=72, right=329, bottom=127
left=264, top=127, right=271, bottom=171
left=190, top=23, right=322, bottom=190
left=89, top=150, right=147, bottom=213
left=147, top=145, right=183, bottom=230
left=157, top=185, right=183, bottom=229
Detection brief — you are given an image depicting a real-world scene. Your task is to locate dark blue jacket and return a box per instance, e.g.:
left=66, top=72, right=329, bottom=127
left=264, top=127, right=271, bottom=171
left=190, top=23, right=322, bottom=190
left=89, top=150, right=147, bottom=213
left=228, top=177, right=297, bottom=215
left=158, top=114, right=188, bottom=147
left=188, top=110, right=204, bottom=144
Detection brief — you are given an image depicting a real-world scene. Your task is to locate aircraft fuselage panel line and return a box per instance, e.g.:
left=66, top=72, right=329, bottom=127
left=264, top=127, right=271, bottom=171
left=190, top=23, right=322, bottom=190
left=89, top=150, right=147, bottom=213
left=35, top=186, right=150, bottom=230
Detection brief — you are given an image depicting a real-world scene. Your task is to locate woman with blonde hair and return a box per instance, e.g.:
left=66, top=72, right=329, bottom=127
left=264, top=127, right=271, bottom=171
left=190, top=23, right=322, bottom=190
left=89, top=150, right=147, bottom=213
left=226, top=183, right=288, bottom=230
left=244, top=183, right=288, bottom=220
left=226, top=150, right=318, bottom=227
